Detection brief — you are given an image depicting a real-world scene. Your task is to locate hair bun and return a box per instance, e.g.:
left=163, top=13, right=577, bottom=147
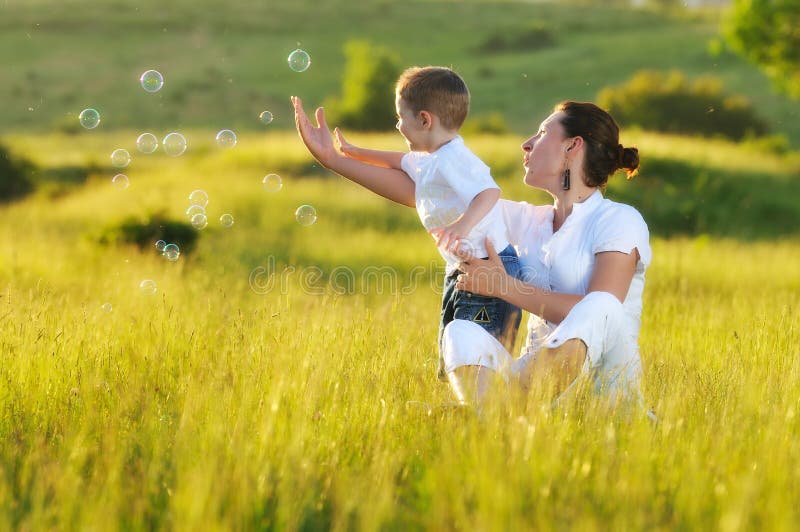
left=618, top=145, right=639, bottom=179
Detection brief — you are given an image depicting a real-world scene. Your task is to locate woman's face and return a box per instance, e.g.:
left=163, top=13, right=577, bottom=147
left=521, top=111, right=571, bottom=190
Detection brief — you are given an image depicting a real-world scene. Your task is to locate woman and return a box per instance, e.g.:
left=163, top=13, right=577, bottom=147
left=292, top=97, right=650, bottom=408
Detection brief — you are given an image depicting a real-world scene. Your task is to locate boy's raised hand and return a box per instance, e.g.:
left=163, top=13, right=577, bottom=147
left=334, top=128, right=357, bottom=158
left=292, top=96, right=338, bottom=166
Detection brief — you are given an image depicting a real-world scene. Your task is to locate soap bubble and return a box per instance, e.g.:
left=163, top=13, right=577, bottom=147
left=111, top=149, right=131, bottom=168
left=288, top=49, right=311, bottom=72
left=139, top=279, right=157, bottom=295
left=100, top=302, right=113, bottom=313
left=79, top=108, right=100, bottom=129
left=111, top=174, right=129, bottom=190
left=191, top=213, right=208, bottom=229
left=186, top=205, right=206, bottom=219
left=155, top=239, right=167, bottom=252
left=189, top=189, right=209, bottom=207
left=295, top=204, right=317, bottom=226
left=215, top=129, right=237, bottom=148
left=140, top=70, right=164, bottom=93
left=136, top=133, right=158, bottom=154
left=219, top=213, right=234, bottom=228
left=163, top=243, right=180, bottom=262
left=163, top=132, right=187, bottom=156
left=262, top=174, right=282, bottom=192
left=259, top=111, right=273, bottom=124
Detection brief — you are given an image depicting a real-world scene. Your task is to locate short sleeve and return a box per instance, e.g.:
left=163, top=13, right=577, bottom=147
left=591, top=204, right=652, bottom=268
left=400, top=151, right=423, bottom=184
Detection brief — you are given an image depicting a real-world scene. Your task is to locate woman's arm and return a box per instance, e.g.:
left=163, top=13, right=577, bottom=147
left=293, top=96, right=416, bottom=207
left=457, top=239, right=638, bottom=324
left=334, top=128, right=405, bottom=170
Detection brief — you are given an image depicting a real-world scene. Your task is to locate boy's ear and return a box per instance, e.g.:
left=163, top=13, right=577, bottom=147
left=418, top=110, right=434, bottom=129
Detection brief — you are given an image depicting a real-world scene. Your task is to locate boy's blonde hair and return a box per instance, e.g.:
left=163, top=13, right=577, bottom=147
left=395, top=66, right=470, bottom=130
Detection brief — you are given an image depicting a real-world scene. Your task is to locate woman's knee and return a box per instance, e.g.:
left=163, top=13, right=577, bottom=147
left=579, top=291, right=626, bottom=330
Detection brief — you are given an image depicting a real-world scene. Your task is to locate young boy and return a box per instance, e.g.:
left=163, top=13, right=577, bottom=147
left=295, top=66, right=521, bottom=383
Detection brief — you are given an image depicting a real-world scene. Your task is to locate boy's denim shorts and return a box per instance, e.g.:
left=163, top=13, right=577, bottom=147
left=436, top=244, right=522, bottom=381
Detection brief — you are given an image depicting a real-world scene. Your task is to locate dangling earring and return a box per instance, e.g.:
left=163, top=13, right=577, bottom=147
left=562, top=168, right=571, bottom=190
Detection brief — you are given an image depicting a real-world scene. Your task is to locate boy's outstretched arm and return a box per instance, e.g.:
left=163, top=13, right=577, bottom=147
left=293, top=96, right=415, bottom=208
left=334, top=128, right=405, bottom=170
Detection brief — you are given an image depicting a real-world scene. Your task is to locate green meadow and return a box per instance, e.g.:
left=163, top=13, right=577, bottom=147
left=2, top=0, right=800, bottom=529
left=3, top=0, right=800, bottom=144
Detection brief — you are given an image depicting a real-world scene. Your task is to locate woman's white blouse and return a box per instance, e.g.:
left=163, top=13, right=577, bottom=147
left=500, top=190, right=652, bottom=358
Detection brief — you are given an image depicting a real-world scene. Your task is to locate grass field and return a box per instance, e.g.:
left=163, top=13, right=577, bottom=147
left=3, top=0, right=800, bottom=529
left=1, top=127, right=799, bottom=529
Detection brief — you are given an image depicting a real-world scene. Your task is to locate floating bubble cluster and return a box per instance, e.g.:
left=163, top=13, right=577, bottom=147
left=73, top=57, right=330, bottom=306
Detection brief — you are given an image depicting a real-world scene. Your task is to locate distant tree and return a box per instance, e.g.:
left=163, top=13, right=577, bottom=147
left=724, top=0, right=800, bottom=98
left=324, top=40, right=401, bottom=131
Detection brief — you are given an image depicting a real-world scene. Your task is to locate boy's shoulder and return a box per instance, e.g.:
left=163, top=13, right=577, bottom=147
left=437, top=136, right=488, bottom=168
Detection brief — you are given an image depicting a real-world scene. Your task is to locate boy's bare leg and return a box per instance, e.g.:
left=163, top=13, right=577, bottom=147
left=447, top=365, right=502, bottom=407
left=516, top=338, right=587, bottom=400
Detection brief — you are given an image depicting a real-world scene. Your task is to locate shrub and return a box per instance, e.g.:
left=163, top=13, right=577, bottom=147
left=597, top=70, right=769, bottom=140
left=474, top=21, right=556, bottom=54
left=0, top=143, right=36, bottom=203
left=97, top=212, right=199, bottom=255
left=323, top=40, right=401, bottom=131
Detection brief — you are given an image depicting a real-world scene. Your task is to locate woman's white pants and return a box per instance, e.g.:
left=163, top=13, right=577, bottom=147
left=440, top=291, right=643, bottom=403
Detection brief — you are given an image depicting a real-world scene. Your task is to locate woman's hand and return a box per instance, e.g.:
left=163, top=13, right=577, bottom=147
left=455, top=238, right=510, bottom=298
left=292, top=96, right=339, bottom=167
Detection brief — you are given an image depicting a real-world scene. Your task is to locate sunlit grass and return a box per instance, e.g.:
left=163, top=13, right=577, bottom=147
left=1, top=131, right=799, bottom=529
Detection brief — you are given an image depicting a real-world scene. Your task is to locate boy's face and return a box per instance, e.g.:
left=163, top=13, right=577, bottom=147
left=395, top=94, right=427, bottom=151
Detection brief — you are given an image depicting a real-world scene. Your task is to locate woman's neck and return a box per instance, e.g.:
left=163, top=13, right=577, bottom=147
left=552, top=186, right=597, bottom=232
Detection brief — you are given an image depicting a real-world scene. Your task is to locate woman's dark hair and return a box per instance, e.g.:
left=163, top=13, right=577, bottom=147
left=555, top=101, right=639, bottom=186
